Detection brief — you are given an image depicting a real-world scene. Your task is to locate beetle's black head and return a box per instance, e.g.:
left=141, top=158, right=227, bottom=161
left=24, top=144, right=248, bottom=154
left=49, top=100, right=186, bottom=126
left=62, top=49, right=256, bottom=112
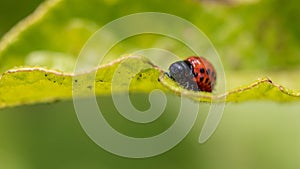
left=167, top=61, right=199, bottom=91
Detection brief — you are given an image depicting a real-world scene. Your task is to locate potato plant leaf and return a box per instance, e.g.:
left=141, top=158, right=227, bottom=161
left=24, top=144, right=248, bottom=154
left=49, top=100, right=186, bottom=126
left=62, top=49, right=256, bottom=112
left=0, top=56, right=299, bottom=109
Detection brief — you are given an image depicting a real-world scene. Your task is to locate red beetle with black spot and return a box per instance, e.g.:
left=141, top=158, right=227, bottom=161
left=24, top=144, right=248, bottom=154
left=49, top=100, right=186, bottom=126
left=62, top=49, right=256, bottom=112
left=168, top=56, right=217, bottom=92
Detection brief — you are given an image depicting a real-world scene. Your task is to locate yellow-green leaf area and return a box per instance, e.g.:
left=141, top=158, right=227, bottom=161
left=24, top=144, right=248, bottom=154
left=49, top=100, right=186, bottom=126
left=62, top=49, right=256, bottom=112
left=1, top=56, right=300, bottom=109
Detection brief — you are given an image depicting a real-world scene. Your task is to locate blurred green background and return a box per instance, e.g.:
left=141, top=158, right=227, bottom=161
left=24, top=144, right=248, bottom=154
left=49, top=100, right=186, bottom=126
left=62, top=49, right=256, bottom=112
left=0, top=0, right=300, bottom=168
left=0, top=0, right=43, bottom=37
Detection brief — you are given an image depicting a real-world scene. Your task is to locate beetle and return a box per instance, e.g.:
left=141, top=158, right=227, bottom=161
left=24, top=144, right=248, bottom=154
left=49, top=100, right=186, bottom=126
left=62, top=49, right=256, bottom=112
left=168, top=56, right=216, bottom=92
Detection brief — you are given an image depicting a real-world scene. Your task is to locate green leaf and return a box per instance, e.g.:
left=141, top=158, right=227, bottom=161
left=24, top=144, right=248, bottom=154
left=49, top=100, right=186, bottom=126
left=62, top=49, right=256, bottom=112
left=1, top=56, right=299, bottom=109
left=225, top=78, right=300, bottom=102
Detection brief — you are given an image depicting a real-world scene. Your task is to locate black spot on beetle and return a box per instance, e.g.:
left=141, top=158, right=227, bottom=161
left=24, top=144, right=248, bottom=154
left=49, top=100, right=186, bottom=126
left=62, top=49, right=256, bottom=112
left=200, top=68, right=205, bottom=73
left=200, top=77, right=204, bottom=82
left=206, top=69, right=210, bottom=75
left=211, top=71, right=215, bottom=77
left=74, top=79, right=78, bottom=83
left=139, top=74, right=142, bottom=77
left=158, top=78, right=160, bottom=82
left=53, top=81, right=56, bottom=83
left=44, top=74, right=48, bottom=77
left=205, top=78, right=209, bottom=83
